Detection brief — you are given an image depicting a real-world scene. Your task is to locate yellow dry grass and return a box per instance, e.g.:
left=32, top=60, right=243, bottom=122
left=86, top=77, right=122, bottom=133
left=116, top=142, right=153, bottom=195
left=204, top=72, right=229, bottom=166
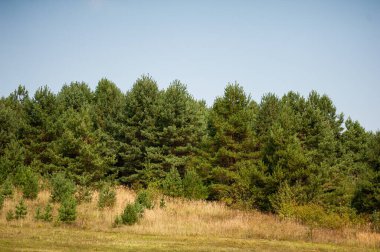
left=0, top=187, right=379, bottom=250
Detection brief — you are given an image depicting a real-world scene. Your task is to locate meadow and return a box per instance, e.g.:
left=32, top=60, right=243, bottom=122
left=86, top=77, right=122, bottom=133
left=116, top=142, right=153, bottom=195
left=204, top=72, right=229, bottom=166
left=0, top=187, right=379, bottom=251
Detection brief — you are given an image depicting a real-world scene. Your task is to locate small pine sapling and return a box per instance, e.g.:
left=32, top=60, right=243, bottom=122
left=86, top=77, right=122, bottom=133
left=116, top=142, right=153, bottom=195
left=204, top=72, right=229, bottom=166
left=15, top=198, right=27, bottom=220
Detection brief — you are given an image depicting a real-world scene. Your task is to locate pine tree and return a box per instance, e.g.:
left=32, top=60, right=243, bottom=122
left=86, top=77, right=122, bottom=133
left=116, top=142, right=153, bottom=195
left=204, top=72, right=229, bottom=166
left=183, top=168, right=208, bottom=200
left=58, top=196, right=77, bottom=223
left=162, top=167, right=184, bottom=197
left=15, top=198, right=27, bottom=220
left=208, top=83, right=258, bottom=204
left=120, top=75, right=160, bottom=185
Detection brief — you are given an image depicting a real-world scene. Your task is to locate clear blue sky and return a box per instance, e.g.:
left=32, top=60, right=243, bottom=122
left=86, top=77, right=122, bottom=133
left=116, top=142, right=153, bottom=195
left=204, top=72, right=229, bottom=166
left=0, top=0, right=379, bottom=131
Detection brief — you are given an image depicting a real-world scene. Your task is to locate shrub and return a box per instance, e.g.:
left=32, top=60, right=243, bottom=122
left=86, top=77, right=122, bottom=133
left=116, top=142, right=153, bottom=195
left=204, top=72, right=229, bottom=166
left=291, top=204, right=346, bottom=230
left=51, top=173, right=76, bottom=202
left=183, top=168, right=208, bottom=200
left=43, top=203, right=53, bottom=222
left=98, top=184, right=116, bottom=209
left=1, top=178, right=14, bottom=199
left=15, top=198, right=27, bottom=220
left=58, top=196, right=77, bottom=223
left=22, top=171, right=39, bottom=199
left=113, top=215, right=123, bottom=227
left=134, top=202, right=144, bottom=217
left=162, top=168, right=184, bottom=197
left=269, top=183, right=296, bottom=219
left=35, top=206, right=43, bottom=220
left=35, top=204, right=53, bottom=222
left=121, top=203, right=139, bottom=225
left=160, top=197, right=166, bottom=209
left=6, top=210, right=15, bottom=221
left=14, top=168, right=39, bottom=200
left=136, top=190, right=153, bottom=209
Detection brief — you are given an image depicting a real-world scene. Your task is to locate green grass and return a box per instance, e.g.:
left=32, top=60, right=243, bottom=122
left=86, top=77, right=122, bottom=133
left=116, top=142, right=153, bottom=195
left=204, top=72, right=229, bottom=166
left=0, top=225, right=377, bottom=252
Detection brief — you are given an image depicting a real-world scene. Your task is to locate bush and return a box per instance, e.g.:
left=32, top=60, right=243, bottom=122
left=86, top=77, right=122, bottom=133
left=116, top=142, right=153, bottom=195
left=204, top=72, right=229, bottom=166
left=135, top=190, right=153, bottom=209
left=43, top=203, right=53, bottom=222
left=134, top=202, right=144, bottom=217
left=14, top=168, right=39, bottom=200
left=35, top=206, right=43, bottom=220
left=269, top=183, right=296, bottom=219
left=160, top=197, right=166, bottom=208
left=15, top=198, right=27, bottom=220
left=183, top=168, right=208, bottom=200
left=58, top=196, right=77, bottom=223
left=162, top=168, right=184, bottom=197
left=22, top=171, right=39, bottom=199
left=121, top=203, right=139, bottom=225
left=291, top=204, right=346, bottom=230
left=6, top=210, right=15, bottom=221
left=98, top=184, right=116, bottom=209
left=113, top=215, right=123, bottom=227
left=35, top=204, right=53, bottom=222
left=51, top=173, right=76, bottom=202
left=1, top=178, right=14, bottom=199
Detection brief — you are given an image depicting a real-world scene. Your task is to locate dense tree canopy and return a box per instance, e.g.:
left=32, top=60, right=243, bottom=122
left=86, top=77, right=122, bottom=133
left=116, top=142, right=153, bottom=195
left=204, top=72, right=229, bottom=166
left=0, top=76, right=379, bottom=217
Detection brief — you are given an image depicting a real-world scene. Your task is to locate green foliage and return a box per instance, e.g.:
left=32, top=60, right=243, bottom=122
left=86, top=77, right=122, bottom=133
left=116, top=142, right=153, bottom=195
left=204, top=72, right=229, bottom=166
left=0, top=140, right=25, bottom=183
left=369, top=212, right=380, bottom=235
left=160, top=197, right=166, bottom=208
left=43, top=203, right=53, bottom=222
left=58, top=196, right=77, bottom=223
left=15, top=198, right=27, bottom=220
left=50, top=173, right=75, bottom=202
left=34, top=206, right=43, bottom=220
left=135, top=190, right=153, bottom=209
left=371, top=211, right=380, bottom=233
left=162, top=168, right=184, bottom=197
left=1, top=178, right=14, bottom=199
left=35, top=203, right=53, bottom=222
left=183, top=168, right=208, bottom=200
left=121, top=203, right=139, bottom=225
left=120, top=75, right=160, bottom=185
left=1, top=77, right=379, bottom=224
left=134, top=202, right=144, bottom=217
left=17, top=168, right=39, bottom=200
left=0, top=194, right=4, bottom=211
left=6, top=210, right=15, bottom=221
left=97, top=184, right=116, bottom=209
left=113, top=215, right=123, bottom=227
left=290, top=204, right=346, bottom=230
left=270, top=183, right=296, bottom=218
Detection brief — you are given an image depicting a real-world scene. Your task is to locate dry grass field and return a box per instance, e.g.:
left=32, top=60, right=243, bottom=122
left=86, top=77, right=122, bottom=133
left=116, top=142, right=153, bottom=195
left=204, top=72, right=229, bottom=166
left=0, top=187, right=379, bottom=251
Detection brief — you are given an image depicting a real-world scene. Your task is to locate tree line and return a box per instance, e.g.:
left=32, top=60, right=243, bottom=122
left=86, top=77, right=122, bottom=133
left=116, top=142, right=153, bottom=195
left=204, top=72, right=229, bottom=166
left=0, top=76, right=379, bottom=219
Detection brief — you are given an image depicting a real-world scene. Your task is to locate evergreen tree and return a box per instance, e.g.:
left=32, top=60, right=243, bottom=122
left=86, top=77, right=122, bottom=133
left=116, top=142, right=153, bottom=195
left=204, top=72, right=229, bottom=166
left=183, top=168, right=208, bottom=200
left=58, top=196, right=77, bottom=223
left=143, top=81, right=207, bottom=183
left=162, top=167, right=184, bottom=197
left=208, top=83, right=258, bottom=204
left=120, top=75, right=160, bottom=185
left=15, top=198, right=27, bottom=220
left=23, top=86, right=58, bottom=174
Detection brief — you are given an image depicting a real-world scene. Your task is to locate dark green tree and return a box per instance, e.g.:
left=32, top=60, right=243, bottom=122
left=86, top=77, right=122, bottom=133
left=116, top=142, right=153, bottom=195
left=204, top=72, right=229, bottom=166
left=119, top=75, right=160, bottom=185
left=208, top=83, right=258, bottom=204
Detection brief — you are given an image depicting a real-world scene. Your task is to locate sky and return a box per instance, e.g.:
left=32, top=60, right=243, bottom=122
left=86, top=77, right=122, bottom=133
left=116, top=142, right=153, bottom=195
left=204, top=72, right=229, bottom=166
left=0, top=0, right=379, bottom=131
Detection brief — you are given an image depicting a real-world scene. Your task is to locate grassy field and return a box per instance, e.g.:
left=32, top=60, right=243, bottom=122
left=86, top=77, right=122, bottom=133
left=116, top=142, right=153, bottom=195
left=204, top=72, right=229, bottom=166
left=1, top=225, right=377, bottom=252
left=0, top=187, right=379, bottom=251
